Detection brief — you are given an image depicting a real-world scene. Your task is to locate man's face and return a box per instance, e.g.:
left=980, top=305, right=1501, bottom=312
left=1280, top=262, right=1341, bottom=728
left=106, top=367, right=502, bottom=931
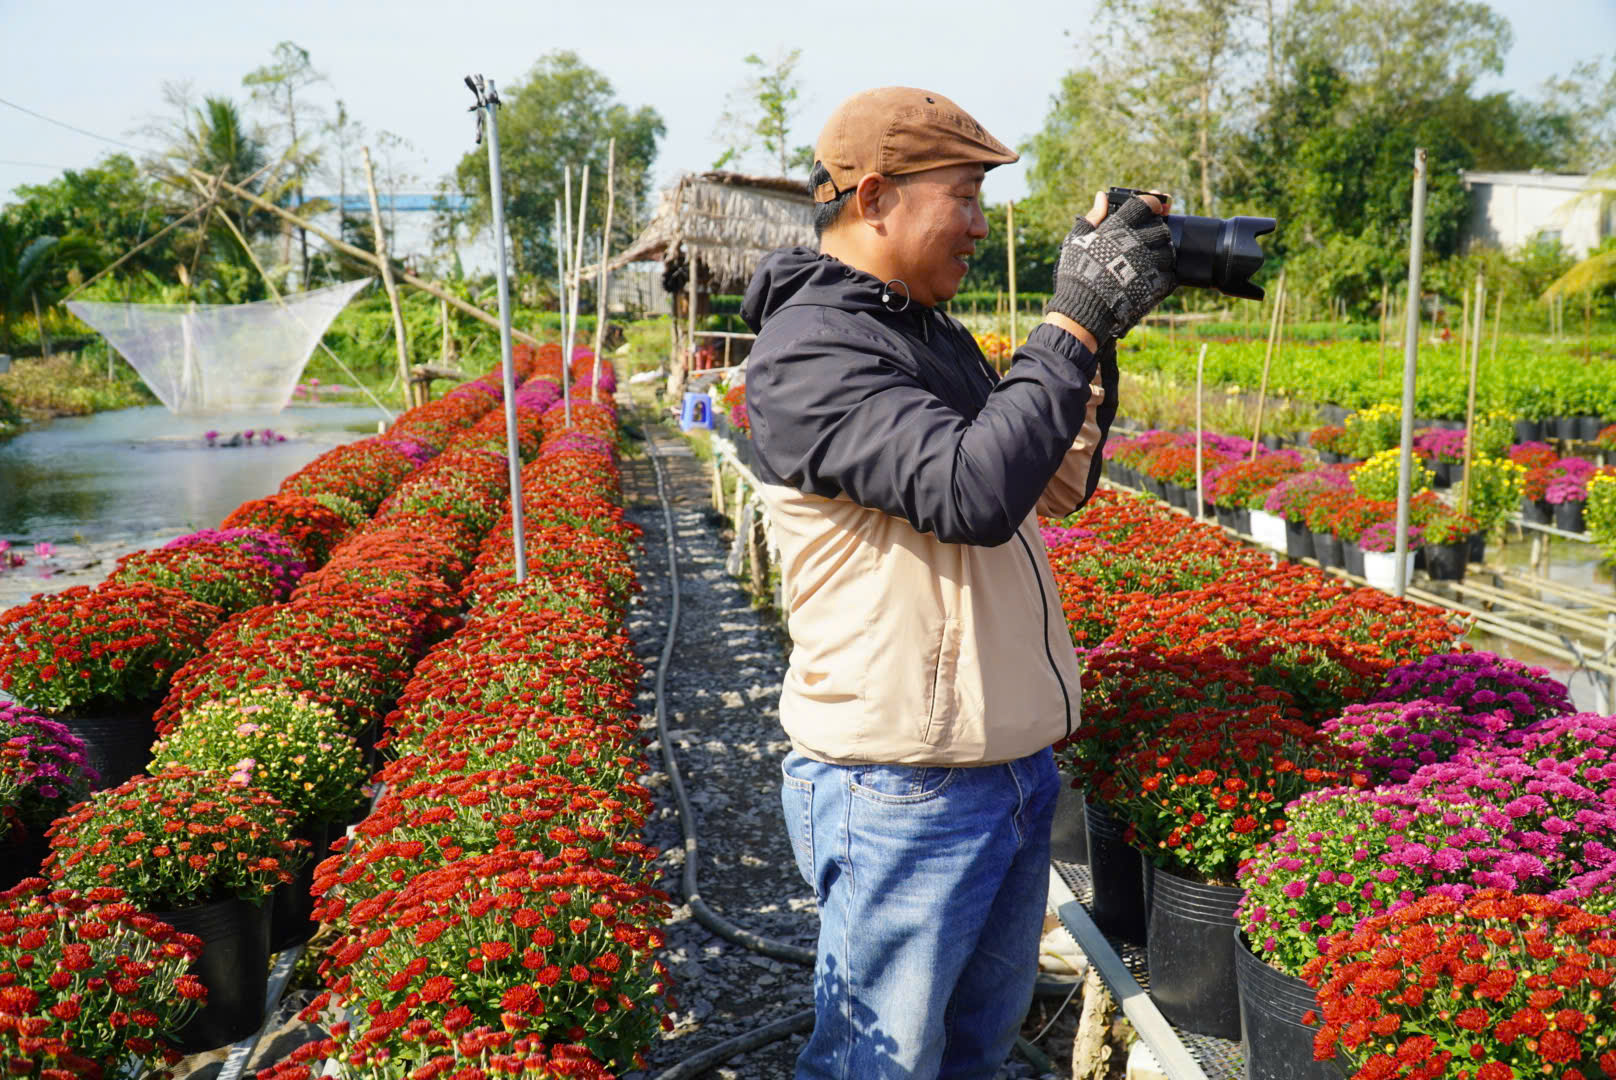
left=882, top=164, right=989, bottom=306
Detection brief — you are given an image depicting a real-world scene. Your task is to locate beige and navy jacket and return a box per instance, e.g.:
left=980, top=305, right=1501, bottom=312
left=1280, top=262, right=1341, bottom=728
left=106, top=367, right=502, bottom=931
left=741, top=248, right=1117, bottom=766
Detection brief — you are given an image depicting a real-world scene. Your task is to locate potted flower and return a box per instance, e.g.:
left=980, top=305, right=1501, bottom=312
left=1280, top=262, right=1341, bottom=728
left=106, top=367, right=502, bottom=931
left=280, top=438, right=423, bottom=515
left=1412, top=427, right=1465, bottom=486
left=1353, top=519, right=1421, bottom=590
left=1304, top=892, right=1616, bottom=1080
left=1417, top=507, right=1479, bottom=581
left=1100, top=703, right=1361, bottom=1040
left=1303, top=488, right=1356, bottom=571
left=1206, top=456, right=1304, bottom=549
left=1349, top=448, right=1431, bottom=502
left=1589, top=472, right=1616, bottom=565
left=310, top=849, right=671, bottom=1073
left=0, top=878, right=208, bottom=1075
left=1455, top=456, right=1525, bottom=561
left=110, top=543, right=282, bottom=616
left=1372, top=650, right=1572, bottom=723
left=1343, top=403, right=1401, bottom=461
left=1308, top=424, right=1350, bottom=464
left=1263, top=469, right=1350, bottom=562
left=0, top=584, right=222, bottom=788
left=1319, top=697, right=1510, bottom=784
left=149, top=689, right=366, bottom=952
left=220, top=494, right=356, bottom=570
left=45, top=767, right=307, bottom=1051
left=163, top=527, right=308, bottom=599
left=0, top=702, right=97, bottom=889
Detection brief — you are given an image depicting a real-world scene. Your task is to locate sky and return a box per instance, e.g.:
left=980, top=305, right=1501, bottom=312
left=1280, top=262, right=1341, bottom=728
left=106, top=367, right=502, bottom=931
left=2, top=0, right=1611, bottom=217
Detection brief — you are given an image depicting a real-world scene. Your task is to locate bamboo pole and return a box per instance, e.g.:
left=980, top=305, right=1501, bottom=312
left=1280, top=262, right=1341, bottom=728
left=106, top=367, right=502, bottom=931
left=363, top=147, right=412, bottom=406
left=561, top=164, right=590, bottom=426
left=1459, top=276, right=1470, bottom=366
left=1489, top=286, right=1505, bottom=369
left=30, top=292, right=51, bottom=360
left=1586, top=290, right=1594, bottom=363
left=1250, top=270, right=1286, bottom=460
left=1378, top=279, right=1389, bottom=380
left=190, top=169, right=545, bottom=349
left=591, top=138, right=616, bottom=401
left=1459, top=271, right=1484, bottom=516
left=1006, top=201, right=1018, bottom=354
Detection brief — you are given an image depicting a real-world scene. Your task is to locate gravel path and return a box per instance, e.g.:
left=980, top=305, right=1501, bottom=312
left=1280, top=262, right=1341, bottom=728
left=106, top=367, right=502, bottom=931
left=620, top=433, right=1069, bottom=1080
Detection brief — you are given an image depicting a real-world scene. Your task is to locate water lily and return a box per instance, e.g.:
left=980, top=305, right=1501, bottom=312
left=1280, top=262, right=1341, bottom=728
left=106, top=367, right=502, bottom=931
left=33, top=541, right=56, bottom=560
left=204, top=430, right=219, bottom=443
left=243, top=430, right=256, bottom=443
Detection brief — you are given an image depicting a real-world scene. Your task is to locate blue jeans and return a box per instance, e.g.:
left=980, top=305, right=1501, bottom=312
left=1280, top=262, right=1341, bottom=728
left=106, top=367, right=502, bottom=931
left=780, top=748, right=1059, bottom=1080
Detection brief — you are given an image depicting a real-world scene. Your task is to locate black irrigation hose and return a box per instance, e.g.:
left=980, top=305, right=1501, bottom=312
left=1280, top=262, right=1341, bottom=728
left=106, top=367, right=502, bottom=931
left=646, top=446, right=816, bottom=967
left=645, top=445, right=1059, bottom=1079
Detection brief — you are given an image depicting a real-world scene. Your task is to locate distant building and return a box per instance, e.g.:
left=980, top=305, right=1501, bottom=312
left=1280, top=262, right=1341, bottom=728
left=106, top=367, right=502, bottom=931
left=1460, top=171, right=1613, bottom=259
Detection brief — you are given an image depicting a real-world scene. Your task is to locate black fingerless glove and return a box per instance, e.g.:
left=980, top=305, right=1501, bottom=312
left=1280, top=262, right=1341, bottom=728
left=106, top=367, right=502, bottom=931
left=1045, top=197, right=1177, bottom=341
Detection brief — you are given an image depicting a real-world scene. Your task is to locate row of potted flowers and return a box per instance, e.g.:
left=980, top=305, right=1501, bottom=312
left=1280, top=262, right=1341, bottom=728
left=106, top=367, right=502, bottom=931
left=1046, top=490, right=1616, bottom=1079
left=262, top=353, right=652, bottom=1079
left=0, top=349, right=552, bottom=1069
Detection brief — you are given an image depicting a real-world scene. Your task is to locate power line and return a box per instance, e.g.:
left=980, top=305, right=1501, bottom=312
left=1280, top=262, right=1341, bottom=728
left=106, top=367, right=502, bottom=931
left=0, top=95, right=150, bottom=154
left=0, top=159, right=79, bottom=170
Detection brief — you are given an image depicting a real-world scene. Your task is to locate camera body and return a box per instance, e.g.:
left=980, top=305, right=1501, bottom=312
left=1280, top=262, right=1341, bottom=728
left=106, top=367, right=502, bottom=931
left=1106, top=187, right=1276, bottom=301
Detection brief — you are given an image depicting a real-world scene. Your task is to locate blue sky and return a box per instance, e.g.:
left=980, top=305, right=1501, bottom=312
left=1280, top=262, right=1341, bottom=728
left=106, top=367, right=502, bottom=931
left=2, top=0, right=1610, bottom=213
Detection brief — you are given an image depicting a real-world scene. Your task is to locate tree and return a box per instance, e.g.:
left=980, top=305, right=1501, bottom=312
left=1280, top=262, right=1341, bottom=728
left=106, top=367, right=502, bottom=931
left=712, top=49, right=807, bottom=177
left=324, top=99, right=367, bottom=251
left=452, top=51, right=664, bottom=281
left=244, top=41, right=327, bottom=286
left=1534, top=53, right=1616, bottom=172
left=4, top=153, right=180, bottom=289
left=0, top=222, right=93, bottom=352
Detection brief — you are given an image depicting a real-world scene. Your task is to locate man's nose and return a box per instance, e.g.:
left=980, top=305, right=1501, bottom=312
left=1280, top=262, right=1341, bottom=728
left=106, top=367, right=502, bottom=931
left=968, top=204, right=989, bottom=240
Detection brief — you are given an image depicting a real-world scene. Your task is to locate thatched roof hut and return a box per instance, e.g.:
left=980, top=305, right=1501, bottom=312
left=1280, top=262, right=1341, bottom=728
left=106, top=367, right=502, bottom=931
left=611, top=170, right=815, bottom=293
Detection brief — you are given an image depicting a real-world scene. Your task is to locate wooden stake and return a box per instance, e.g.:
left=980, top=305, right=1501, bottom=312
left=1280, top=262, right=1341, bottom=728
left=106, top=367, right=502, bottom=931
left=1250, top=272, right=1285, bottom=460
left=1459, top=277, right=1471, bottom=366
left=591, top=137, right=616, bottom=401
left=1006, top=201, right=1018, bottom=355
left=1489, top=286, right=1505, bottom=370
left=1460, top=272, right=1484, bottom=517
left=1586, top=290, right=1594, bottom=363
left=363, top=147, right=411, bottom=406
left=30, top=292, right=51, bottom=360
left=1378, top=279, right=1389, bottom=380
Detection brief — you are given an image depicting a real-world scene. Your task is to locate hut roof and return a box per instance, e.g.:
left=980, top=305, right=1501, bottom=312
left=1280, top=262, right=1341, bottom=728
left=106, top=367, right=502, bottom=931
left=608, top=171, right=815, bottom=292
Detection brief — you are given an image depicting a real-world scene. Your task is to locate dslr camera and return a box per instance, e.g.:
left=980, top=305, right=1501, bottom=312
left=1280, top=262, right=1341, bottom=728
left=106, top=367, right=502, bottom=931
left=1106, top=187, right=1275, bottom=301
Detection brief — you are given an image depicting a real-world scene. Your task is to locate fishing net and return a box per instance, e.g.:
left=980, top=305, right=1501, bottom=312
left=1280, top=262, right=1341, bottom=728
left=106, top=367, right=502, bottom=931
left=67, top=278, right=372, bottom=414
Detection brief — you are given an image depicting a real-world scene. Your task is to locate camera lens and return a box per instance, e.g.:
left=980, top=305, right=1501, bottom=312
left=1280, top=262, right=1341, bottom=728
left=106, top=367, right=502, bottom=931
left=1167, top=214, right=1277, bottom=301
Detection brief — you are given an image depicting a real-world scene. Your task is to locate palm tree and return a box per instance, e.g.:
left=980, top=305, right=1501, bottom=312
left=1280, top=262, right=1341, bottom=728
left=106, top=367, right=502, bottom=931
left=1543, top=164, right=1616, bottom=300
left=0, top=221, right=93, bottom=353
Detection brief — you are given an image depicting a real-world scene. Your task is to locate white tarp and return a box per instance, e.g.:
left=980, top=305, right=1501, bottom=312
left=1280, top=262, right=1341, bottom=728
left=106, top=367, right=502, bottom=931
left=68, top=278, right=372, bottom=414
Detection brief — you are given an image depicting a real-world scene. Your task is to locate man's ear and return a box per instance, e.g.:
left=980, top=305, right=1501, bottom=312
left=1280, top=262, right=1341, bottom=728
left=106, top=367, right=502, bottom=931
left=854, top=173, right=893, bottom=232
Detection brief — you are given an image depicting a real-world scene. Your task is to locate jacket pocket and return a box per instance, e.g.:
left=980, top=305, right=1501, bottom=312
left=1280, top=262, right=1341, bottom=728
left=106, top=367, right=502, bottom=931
left=922, top=618, right=962, bottom=746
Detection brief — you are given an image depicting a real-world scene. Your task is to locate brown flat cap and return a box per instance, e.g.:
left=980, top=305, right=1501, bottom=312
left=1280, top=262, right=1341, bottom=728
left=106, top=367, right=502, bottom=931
left=812, top=87, right=1018, bottom=203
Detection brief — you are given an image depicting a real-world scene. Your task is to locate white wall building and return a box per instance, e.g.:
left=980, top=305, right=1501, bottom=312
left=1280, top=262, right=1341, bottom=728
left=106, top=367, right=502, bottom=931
left=1460, top=171, right=1612, bottom=259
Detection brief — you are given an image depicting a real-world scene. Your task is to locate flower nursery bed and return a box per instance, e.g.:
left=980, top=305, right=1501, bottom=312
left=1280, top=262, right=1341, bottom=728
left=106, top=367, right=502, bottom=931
left=1044, top=484, right=1616, bottom=1080
left=0, top=344, right=683, bottom=1078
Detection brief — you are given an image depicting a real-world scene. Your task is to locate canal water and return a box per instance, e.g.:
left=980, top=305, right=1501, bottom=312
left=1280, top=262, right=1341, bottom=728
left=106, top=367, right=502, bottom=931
left=0, top=404, right=381, bottom=542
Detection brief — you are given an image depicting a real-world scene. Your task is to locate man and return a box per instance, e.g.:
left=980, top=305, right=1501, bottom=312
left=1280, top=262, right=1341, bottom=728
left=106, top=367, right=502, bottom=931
left=739, top=86, right=1175, bottom=1079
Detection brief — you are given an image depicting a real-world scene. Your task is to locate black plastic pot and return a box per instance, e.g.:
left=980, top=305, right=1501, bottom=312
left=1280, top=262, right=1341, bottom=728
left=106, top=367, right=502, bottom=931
left=1579, top=415, right=1605, bottom=442
left=1215, top=506, right=1236, bottom=531
left=1312, top=533, right=1344, bottom=571
left=1425, top=541, right=1468, bottom=581
left=1143, top=860, right=1242, bottom=1039
left=154, top=895, right=270, bottom=1052
left=270, top=820, right=339, bottom=953
left=1236, top=934, right=1344, bottom=1080
left=1165, top=483, right=1189, bottom=510
left=60, top=706, right=157, bottom=791
left=1431, top=461, right=1454, bottom=488
left=1342, top=541, right=1366, bottom=577
left=1261, top=433, right=1284, bottom=451
left=1514, top=418, right=1543, bottom=443
left=1554, top=500, right=1587, bottom=533
left=733, top=433, right=757, bottom=470
left=1467, top=530, right=1487, bottom=564
left=1050, top=784, right=1088, bottom=864
left=1233, top=508, right=1252, bottom=536
left=1084, top=801, right=1147, bottom=946
left=1283, top=520, right=1313, bottom=561
left=1143, top=478, right=1167, bottom=501
left=1554, top=416, right=1580, bottom=441
left=1521, top=496, right=1552, bottom=525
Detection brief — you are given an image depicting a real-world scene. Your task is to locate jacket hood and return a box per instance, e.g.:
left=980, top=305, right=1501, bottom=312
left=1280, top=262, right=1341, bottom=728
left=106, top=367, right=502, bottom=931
left=741, top=247, right=903, bottom=333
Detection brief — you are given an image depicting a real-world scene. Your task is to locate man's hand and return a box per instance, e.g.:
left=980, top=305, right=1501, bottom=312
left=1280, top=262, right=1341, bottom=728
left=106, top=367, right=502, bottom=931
left=1043, top=190, right=1176, bottom=346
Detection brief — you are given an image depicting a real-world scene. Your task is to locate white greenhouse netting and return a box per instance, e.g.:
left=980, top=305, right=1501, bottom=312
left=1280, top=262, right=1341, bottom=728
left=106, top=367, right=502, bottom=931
left=67, top=278, right=372, bottom=413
